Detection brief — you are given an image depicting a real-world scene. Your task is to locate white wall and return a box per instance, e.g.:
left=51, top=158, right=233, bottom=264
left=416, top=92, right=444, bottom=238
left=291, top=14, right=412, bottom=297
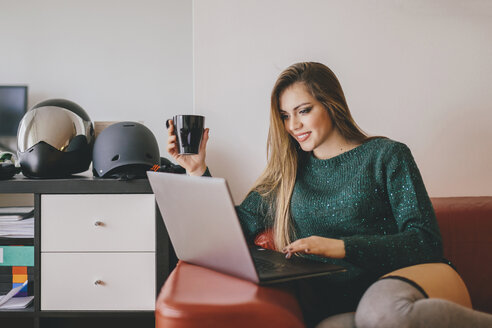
left=1, top=1, right=491, bottom=203
left=0, top=0, right=192, bottom=156
left=194, top=0, right=492, bottom=201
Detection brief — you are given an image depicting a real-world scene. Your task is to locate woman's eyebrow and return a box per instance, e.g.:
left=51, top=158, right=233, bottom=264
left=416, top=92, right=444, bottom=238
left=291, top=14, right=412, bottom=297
left=279, top=102, right=311, bottom=113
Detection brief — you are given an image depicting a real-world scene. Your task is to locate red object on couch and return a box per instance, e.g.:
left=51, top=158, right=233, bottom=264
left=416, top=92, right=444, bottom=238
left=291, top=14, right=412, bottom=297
left=156, top=261, right=304, bottom=328
left=431, top=197, right=492, bottom=314
left=155, top=197, right=492, bottom=327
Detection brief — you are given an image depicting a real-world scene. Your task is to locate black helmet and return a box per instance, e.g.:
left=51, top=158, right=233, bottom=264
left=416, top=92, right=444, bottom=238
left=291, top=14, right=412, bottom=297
left=17, top=99, right=94, bottom=178
left=92, top=121, right=160, bottom=179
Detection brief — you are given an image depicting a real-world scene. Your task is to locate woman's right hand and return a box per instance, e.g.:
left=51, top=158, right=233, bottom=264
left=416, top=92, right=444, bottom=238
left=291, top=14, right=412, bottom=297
left=166, top=120, right=210, bottom=176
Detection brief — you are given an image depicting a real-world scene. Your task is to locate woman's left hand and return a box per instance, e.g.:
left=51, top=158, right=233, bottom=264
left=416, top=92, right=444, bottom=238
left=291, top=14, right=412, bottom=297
left=282, top=236, right=346, bottom=259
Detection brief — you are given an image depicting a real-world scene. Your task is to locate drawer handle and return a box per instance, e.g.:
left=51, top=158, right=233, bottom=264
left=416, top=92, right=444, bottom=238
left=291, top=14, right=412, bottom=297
left=94, top=280, right=105, bottom=286
left=94, top=221, right=105, bottom=227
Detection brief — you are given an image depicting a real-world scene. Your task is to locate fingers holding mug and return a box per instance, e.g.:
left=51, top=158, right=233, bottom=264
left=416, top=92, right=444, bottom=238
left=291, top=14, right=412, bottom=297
left=200, top=128, right=210, bottom=153
left=166, top=119, right=174, bottom=136
left=166, top=119, right=178, bottom=158
left=167, top=135, right=178, bottom=158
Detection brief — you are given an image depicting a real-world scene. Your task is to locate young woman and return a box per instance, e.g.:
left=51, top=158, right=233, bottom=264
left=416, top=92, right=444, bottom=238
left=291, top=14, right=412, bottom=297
left=167, top=62, right=492, bottom=328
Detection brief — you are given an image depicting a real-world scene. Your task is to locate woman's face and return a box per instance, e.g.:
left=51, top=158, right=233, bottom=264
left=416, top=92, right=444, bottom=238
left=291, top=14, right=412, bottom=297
left=279, top=83, right=337, bottom=157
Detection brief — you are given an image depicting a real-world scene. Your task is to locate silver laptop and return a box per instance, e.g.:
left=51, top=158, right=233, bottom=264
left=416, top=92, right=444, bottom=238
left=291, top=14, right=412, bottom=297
left=147, top=171, right=345, bottom=285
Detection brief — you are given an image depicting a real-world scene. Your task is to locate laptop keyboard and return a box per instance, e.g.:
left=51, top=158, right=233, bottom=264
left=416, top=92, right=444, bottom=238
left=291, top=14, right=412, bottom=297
left=253, top=257, right=287, bottom=273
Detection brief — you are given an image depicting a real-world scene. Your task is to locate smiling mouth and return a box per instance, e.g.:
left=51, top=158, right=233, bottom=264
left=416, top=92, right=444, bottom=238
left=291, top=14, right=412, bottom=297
left=295, top=132, right=311, bottom=142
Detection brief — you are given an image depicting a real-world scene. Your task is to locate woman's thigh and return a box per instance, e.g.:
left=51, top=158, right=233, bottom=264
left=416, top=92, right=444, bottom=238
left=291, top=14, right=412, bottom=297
left=380, top=262, right=472, bottom=308
left=355, top=268, right=492, bottom=328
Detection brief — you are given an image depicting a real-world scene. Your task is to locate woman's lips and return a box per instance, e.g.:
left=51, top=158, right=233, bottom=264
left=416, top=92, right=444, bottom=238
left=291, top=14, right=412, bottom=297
left=295, top=132, right=311, bottom=142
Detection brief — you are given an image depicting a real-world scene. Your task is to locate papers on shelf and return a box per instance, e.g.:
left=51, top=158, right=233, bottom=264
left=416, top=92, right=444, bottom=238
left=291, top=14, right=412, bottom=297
left=0, top=207, right=34, bottom=238
left=0, top=296, right=34, bottom=309
left=0, top=218, right=34, bottom=238
left=0, top=207, right=34, bottom=215
left=0, top=280, right=33, bottom=309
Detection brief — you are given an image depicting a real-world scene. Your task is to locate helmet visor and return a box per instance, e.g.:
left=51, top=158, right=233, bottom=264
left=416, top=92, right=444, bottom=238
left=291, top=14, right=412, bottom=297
left=17, top=106, right=93, bottom=152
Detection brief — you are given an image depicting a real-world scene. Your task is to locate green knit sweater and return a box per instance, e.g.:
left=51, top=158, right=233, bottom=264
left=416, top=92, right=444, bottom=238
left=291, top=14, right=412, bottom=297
left=203, top=137, right=443, bottom=315
left=212, top=137, right=443, bottom=283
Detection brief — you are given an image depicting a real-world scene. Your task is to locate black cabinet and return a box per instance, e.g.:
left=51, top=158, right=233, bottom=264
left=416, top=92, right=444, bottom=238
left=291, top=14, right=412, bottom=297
left=0, top=175, right=173, bottom=328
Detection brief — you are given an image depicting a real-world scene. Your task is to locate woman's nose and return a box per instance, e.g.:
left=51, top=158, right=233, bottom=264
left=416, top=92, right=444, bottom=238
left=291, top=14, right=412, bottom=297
left=289, top=116, right=302, bottom=131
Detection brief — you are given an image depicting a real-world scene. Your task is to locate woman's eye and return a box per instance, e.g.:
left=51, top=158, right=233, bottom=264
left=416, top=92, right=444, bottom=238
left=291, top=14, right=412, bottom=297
left=299, top=107, right=312, bottom=114
left=280, top=114, right=289, bottom=120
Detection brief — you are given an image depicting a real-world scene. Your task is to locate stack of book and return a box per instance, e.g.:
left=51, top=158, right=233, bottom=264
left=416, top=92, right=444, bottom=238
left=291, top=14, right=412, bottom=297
left=0, top=207, right=34, bottom=309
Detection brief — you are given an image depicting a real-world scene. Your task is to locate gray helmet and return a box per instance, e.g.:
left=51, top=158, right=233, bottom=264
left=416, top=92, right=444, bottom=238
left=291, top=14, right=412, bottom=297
left=17, top=99, right=94, bottom=178
left=92, top=121, right=160, bottom=179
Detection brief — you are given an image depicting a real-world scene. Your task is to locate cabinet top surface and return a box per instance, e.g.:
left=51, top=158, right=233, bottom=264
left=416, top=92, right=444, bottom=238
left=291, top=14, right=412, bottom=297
left=0, top=173, right=153, bottom=194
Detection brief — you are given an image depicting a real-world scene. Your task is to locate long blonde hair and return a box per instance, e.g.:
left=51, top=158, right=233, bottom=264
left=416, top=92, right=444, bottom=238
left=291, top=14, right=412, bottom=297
left=251, top=62, right=378, bottom=250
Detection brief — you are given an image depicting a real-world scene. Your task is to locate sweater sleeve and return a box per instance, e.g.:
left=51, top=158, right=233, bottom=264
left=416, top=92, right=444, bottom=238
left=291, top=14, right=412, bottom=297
left=201, top=167, right=212, bottom=177
left=235, top=191, right=271, bottom=243
left=201, top=167, right=269, bottom=242
left=341, top=142, right=443, bottom=274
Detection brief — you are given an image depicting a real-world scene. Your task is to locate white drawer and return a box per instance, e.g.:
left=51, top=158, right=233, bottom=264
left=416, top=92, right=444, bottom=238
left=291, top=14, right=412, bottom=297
left=41, top=194, right=155, bottom=252
left=41, top=252, right=155, bottom=311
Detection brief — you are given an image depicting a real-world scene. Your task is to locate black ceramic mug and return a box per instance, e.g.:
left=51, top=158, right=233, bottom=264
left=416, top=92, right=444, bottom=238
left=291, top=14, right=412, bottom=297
left=166, top=115, right=205, bottom=155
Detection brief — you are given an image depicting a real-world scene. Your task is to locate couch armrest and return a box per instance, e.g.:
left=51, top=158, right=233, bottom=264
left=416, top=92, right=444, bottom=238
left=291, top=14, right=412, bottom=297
left=156, top=261, right=305, bottom=328
left=431, top=197, right=492, bottom=314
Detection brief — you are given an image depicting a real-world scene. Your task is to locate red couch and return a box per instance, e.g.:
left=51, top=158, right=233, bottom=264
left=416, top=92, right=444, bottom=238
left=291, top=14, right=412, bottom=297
left=155, top=197, right=492, bottom=327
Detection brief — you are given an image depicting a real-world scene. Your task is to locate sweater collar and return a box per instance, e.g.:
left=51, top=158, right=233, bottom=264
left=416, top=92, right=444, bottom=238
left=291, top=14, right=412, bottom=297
left=304, top=138, right=380, bottom=170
